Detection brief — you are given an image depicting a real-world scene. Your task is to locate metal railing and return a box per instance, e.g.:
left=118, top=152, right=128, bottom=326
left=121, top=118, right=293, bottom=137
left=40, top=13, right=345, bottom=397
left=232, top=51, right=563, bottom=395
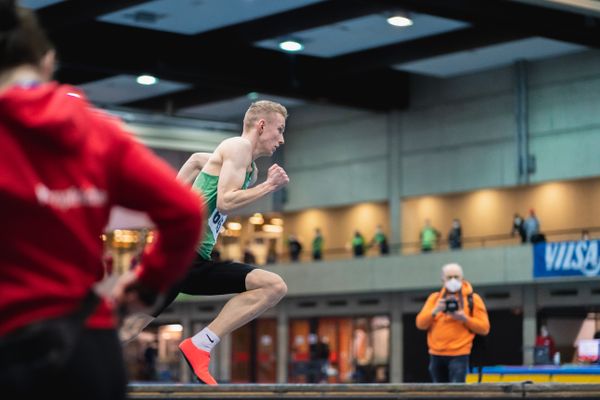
left=274, top=226, right=600, bottom=263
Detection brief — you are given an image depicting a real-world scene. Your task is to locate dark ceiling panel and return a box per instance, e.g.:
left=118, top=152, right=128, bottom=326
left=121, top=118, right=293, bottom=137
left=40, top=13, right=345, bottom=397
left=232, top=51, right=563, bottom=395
left=33, top=0, right=598, bottom=114
left=37, top=0, right=150, bottom=32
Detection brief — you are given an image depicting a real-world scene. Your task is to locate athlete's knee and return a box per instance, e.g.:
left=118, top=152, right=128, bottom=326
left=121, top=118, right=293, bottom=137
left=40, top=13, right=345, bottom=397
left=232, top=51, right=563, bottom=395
left=268, top=274, right=287, bottom=303
left=249, top=270, right=287, bottom=306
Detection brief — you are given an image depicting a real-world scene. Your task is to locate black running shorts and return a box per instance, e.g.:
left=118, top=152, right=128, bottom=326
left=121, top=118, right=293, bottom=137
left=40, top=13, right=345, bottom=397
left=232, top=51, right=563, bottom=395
left=153, top=254, right=255, bottom=316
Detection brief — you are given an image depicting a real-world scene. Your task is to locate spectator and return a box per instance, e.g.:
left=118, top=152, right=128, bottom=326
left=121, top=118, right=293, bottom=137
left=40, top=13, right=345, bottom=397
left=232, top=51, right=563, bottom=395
left=370, top=225, right=390, bottom=255
left=142, top=340, right=158, bottom=381
left=353, top=319, right=373, bottom=382
left=524, top=209, right=541, bottom=243
left=511, top=213, right=527, bottom=244
left=287, top=234, right=303, bottom=262
left=0, top=2, right=203, bottom=397
left=308, top=334, right=330, bottom=383
left=448, top=218, right=462, bottom=250
left=420, top=219, right=440, bottom=253
left=535, top=324, right=557, bottom=360
left=416, top=263, right=490, bottom=383
left=243, top=241, right=256, bottom=264
left=352, top=230, right=366, bottom=258
left=266, top=239, right=278, bottom=264
left=312, top=228, right=324, bottom=261
left=582, top=230, right=591, bottom=241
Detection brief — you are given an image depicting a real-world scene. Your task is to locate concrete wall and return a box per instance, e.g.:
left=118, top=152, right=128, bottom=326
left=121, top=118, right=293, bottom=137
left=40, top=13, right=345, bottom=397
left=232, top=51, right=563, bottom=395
left=283, top=49, right=600, bottom=210
left=528, top=50, right=600, bottom=183
left=262, top=245, right=533, bottom=297
left=284, top=105, right=390, bottom=211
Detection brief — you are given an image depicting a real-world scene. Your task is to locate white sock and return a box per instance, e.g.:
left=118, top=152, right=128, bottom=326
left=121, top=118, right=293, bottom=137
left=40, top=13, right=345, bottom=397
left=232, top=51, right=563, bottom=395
left=191, top=327, right=220, bottom=352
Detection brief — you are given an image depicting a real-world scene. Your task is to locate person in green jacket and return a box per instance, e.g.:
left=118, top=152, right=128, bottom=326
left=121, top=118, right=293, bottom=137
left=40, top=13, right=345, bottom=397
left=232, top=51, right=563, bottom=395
left=352, top=230, right=366, bottom=257
left=312, top=228, right=324, bottom=261
left=370, top=224, right=390, bottom=255
left=420, top=219, right=440, bottom=252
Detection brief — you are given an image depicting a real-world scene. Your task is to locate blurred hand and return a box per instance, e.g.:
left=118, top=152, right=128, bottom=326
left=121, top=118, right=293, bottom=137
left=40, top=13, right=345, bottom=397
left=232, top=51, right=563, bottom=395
left=448, top=309, right=468, bottom=322
left=433, top=298, right=446, bottom=315
left=111, top=270, right=159, bottom=317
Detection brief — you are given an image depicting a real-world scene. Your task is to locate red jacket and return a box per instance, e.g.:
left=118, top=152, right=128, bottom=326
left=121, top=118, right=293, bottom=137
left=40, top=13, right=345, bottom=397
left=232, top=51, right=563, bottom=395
left=0, top=82, right=203, bottom=336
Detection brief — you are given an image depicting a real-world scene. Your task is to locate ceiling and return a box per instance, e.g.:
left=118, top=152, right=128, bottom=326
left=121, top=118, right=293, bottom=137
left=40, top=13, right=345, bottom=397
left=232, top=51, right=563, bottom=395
left=22, top=0, right=600, bottom=122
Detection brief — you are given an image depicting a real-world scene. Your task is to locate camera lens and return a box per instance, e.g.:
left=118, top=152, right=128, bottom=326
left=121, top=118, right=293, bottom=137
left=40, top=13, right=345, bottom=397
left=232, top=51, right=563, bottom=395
left=445, top=299, right=458, bottom=313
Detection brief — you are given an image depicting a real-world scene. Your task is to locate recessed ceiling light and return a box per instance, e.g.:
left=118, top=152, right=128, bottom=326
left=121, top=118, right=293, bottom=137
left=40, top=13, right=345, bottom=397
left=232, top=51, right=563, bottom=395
left=387, top=15, right=413, bottom=27
left=279, top=40, right=304, bottom=52
left=136, top=75, right=158, bottom=85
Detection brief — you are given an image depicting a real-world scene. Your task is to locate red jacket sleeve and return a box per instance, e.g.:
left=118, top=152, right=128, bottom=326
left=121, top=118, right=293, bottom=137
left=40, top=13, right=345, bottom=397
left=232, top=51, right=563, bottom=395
left=108, top=130, right=204, bottom=292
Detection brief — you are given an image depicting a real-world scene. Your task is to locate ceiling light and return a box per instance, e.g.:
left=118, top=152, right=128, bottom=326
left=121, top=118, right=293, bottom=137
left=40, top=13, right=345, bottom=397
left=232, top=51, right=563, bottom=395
left=279, top=40, right=304, bottom=52
left=249, top=213, right=264, bottom=225
left=247, top=92, right=259, bottom=101
left=227, top=222, right=242, bottom=231
left=263, top=224, right=283, bottom=233
left=387, top=15, right=413, bottom=27
left=136, top=75, right=158, bottom=85
left=270, top=218, right=284, bottom=226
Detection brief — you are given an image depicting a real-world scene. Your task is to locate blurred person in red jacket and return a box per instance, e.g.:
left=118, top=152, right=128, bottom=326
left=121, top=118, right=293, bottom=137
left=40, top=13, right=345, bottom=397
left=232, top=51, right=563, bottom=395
left=0, top=2, right=203, bottom=398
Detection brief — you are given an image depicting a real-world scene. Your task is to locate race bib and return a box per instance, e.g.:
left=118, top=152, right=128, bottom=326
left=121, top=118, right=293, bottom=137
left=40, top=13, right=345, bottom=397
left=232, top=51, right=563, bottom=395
left=208, top=208, right=227, bottom=240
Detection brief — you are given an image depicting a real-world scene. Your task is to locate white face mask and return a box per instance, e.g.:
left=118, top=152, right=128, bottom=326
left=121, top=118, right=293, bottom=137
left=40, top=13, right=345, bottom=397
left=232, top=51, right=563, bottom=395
left=445, top=278, right=462, bottom=293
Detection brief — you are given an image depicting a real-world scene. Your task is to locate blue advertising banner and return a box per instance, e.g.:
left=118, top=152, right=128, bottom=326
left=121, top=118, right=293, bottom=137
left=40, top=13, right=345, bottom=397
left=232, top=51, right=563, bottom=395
left=534, top=240, right=600, bottom=278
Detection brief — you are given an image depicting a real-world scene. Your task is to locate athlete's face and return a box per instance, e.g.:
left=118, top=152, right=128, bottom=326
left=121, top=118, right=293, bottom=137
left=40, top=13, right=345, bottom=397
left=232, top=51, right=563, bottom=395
left=257, top=112, right=285, bottom=156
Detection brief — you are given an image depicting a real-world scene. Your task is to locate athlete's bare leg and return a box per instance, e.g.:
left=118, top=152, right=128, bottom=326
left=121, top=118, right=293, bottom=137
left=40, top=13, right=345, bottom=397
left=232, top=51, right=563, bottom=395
left=208, top=269, right=287, bottom=336
left=179, top=269, right=287, bottom=385
left=119, top=313, right=155, bottom=343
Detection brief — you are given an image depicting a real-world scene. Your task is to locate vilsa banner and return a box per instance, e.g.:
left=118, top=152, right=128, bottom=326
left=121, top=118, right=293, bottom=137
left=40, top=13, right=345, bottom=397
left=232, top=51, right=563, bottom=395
left=534, top=240, right=600, bottom=278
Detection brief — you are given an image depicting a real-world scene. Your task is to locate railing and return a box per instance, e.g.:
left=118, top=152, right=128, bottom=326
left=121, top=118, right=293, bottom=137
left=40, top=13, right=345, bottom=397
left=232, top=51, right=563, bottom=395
left=274, top=226, right=600, bottom=263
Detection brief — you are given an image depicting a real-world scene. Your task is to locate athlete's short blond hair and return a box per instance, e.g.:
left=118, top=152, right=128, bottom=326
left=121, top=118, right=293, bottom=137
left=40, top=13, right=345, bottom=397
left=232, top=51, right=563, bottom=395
left=243, top=100, right=288, bottom=131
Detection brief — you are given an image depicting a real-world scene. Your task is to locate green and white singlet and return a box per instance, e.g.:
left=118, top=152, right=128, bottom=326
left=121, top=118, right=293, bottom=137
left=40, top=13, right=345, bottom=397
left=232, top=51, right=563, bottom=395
left=193, top=163, right=255, bottom=260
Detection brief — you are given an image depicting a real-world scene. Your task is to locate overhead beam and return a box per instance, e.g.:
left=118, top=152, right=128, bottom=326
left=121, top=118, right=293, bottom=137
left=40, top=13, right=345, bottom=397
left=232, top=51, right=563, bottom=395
left=194, top=0, right=402, bottom=42
left=333, top=27, right=529, bottom=74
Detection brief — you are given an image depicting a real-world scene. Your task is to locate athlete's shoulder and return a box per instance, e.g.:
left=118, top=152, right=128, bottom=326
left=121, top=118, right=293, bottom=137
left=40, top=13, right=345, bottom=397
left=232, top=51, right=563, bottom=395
left=220, top=136, right=252, bottom=150
left=218, top=137, right=252, bottom=161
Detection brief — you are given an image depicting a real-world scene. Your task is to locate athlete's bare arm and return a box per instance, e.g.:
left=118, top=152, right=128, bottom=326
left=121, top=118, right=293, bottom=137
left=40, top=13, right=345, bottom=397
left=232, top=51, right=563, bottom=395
left=176, top=152, right=212, bottom=185
left=216, top=139, right=288, bottom=214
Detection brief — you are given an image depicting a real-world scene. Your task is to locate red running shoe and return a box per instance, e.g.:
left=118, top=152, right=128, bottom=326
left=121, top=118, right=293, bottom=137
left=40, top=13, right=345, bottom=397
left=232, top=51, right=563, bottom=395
left=178, top=338, right=218, bottom=385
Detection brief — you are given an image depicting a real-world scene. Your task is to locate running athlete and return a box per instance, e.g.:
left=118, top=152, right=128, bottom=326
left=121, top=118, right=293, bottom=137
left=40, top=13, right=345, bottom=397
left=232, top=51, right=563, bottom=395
left=120, top=100, right=290, bottom=385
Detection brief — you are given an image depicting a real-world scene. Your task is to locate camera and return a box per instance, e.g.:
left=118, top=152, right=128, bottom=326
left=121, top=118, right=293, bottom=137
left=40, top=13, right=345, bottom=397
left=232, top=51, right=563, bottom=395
left=444, top=298, right=459, bottom=313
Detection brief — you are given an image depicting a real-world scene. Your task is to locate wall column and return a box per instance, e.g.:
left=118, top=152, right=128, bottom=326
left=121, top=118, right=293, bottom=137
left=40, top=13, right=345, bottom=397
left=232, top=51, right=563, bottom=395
left=522, top=286, right=537, bottom=365
left=390, top=292, right=404, bottom=382
left=276, top=302, right=289, bottom=383
left=387, top=110, right=402, bottom=253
